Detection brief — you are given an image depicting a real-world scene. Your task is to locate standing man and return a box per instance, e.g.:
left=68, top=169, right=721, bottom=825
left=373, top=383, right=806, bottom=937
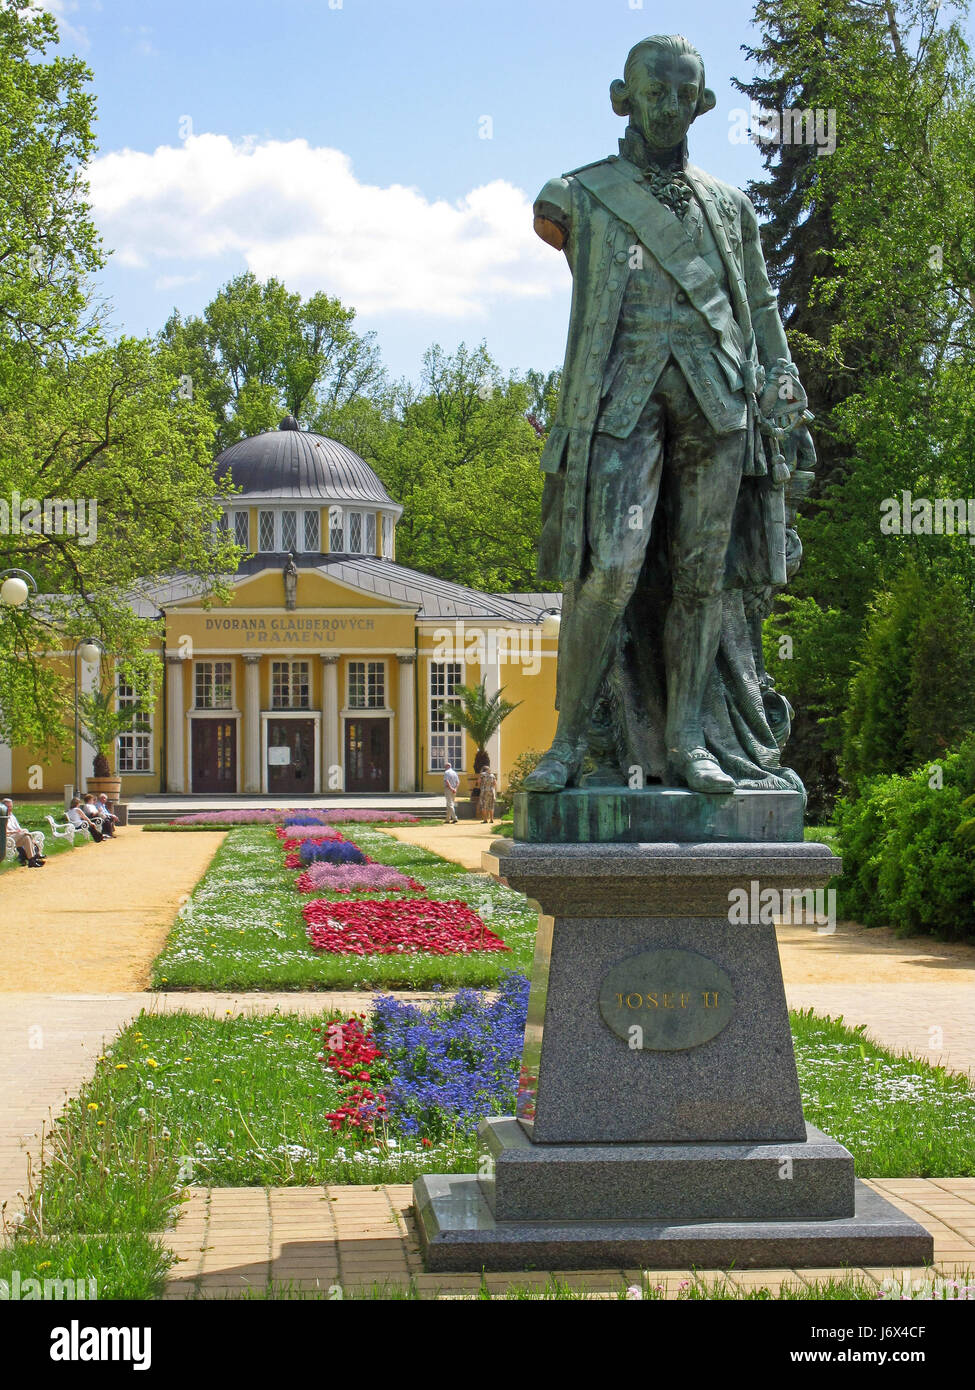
left=2, top=799, right=46, bottom=866
left=524, top=34, right=813, bottom=797
left=442, top=762, right=460, bottom=824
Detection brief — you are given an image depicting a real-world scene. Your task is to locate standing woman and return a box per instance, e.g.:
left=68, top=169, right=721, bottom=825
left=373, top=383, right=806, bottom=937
left=478, top=760, right=498, bottom=824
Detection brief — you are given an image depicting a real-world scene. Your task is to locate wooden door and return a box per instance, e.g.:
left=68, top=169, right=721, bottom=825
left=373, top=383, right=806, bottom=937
left=266, top=718, right=316, bottom=793
left=344, top=719, right=390, bottom=792
left=191, top=719, right=237, bottom=793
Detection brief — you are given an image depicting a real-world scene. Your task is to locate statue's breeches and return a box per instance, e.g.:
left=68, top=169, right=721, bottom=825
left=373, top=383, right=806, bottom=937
left=584, top=360, right=746, bottom=608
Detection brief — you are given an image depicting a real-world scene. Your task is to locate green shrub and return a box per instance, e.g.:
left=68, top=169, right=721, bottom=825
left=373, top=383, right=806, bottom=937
left=496, top=748, right=543, bottom=816
left=834, top=734, right=975, bottom=939
left=841, top=565, right=975, bottom=785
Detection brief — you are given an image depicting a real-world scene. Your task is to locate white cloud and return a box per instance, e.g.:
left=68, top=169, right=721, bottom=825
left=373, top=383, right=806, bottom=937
left=27, top=0, right=88, bottom=48
left=153, top=272, right=202, bottom=293
left=87, top=134, right=566, bottom=318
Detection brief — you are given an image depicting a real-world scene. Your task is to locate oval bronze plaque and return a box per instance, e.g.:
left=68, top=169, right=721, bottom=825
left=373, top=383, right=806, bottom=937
left=598, top=948, right=736, bottom=1051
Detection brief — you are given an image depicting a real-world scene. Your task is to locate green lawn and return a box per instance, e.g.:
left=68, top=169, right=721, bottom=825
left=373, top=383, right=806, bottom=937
left=150, top=825, right=537, bottom=990
left=10, top=999, right=971, bottom=1299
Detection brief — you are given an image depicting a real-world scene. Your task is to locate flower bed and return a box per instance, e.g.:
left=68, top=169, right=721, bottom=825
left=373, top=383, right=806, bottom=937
left=276, top=826, right=345, bottom=844
left=316, top=1017, right=387, bottom=1134
left=303, top=897, right=508, bottom=956
left=299, top=839, right=368, bottom=866
left=295, top=862, right=425, bottom=895
left=167, top=808, right=420, bottom=827
left=317, top=973, right=528, bottom=1136
left=152, top=824, right=536, bottom=989
left=373, top=974, right=530, bottom=1136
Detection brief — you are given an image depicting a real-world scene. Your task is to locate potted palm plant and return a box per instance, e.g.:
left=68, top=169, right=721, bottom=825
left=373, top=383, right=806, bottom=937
left=442, top=679, right=521, bottom=817
left=78, top=685, right=151, bottom=803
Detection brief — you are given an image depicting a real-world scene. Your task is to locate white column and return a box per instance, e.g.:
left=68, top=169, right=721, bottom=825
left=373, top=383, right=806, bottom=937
left=483, top=645, right=501, bottom=780
left=0, top=734, right=12, bottom=794
left=80, top=652, right=98, bottom=784
left=165, top=655, right=185, bottom=793
left=321, top=655, right=340, bottom=792
left=243, top=654, right=262, bottom=793
left=396, top=652, right=416, bottom=792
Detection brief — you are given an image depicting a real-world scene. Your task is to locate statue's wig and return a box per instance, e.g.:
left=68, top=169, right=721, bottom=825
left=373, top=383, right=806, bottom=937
left=611, top=35, right=715, bottom=120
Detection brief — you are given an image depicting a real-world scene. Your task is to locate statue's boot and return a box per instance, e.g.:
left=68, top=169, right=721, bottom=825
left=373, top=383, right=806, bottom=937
left=664, top=590, right=735, bottom=794
left=524, top=591, right=624, bottom=793
left=667, top=745, right=735, bottom=794
left=522, top=741, right=580, bottom=793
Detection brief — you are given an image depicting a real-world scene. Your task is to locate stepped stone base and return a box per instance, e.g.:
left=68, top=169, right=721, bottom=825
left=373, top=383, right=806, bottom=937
left=413, top=1172, right=933, bottom=1273
left=479, top=1118, right=855, bottom=1223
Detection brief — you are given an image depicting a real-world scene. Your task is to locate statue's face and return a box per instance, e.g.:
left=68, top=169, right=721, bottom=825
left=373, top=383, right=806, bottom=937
left=626, top=50, right=703, bottom=151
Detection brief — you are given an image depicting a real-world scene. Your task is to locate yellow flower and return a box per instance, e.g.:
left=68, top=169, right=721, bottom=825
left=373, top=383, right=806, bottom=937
left=86, top=1102, right=99, bottom=1112
left=183, top=1056, right=192, bottom=1062
left=97, top=1120, right=105, bottom=1127
left=97, top=1054, right=107, bottom=1061
left=160, top=977, right=168, bottom=982
left=145, top=1058, right=158, bottom=1068
left=115, top=1064, right=128, bottom=1071
left=273, top=921, right=282, bottom=927
left=37, top=1262, right=51, bottom=1272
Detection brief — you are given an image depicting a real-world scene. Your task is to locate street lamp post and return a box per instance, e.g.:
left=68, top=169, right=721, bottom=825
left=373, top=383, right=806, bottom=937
left=74, top=637, right=104, bottom=800
left=0, top=568, right=38, bottom=609
left=539, top=606, right=562, bottom=640
left=0, top=571, right=38, bottom=847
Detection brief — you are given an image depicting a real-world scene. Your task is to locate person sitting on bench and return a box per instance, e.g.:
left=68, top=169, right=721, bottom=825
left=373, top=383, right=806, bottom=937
left=67, top=797, right=103, bottom=842
left=83, top=793, right=115, bottom=837
left=3, top=798, right=46, bottom=866
left=95, top=794, right=120, bottom=832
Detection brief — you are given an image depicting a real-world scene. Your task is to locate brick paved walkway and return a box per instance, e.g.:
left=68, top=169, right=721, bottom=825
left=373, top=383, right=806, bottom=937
left=161, top=1179, right=975, bottom=1299
left=785, top=983, right=975, bottom=1080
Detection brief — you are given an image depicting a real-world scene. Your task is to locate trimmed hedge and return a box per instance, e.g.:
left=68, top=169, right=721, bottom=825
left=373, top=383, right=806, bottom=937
left=834, top=734, right=975, bottom=940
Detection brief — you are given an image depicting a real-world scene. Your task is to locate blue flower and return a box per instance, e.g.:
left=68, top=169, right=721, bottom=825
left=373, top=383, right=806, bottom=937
left=373, top=973, right=530, bottom=1138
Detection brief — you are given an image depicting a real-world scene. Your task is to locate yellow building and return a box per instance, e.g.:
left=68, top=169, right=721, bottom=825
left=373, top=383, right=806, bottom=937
left=1, top=418, right=560, bottom=800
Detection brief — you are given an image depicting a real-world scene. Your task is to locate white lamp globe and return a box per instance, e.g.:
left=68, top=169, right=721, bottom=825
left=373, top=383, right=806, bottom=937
left=0, top=575, right=30, bottom=608
left=541, top=610, right=561, bottom=640
left=79, top=640, right=101, bottom=664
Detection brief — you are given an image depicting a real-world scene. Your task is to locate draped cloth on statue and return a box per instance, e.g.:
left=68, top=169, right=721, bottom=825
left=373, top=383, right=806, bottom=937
left=586, top=466, right=806, bottom=797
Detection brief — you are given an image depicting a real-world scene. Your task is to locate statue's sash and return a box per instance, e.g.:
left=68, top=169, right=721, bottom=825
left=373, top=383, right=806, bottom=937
left=573, top=160, right=744, bottom=369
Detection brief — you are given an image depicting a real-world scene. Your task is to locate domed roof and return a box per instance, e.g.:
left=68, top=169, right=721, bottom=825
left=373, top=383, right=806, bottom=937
left=215, top=418, right=395, bottom=506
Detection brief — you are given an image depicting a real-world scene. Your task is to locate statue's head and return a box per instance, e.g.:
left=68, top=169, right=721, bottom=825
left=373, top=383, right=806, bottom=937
left=611, top=35, right=715, bottom=152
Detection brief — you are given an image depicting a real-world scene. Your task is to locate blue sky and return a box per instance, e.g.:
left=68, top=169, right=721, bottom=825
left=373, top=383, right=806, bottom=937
left=42, top=0, right=966, bottom=383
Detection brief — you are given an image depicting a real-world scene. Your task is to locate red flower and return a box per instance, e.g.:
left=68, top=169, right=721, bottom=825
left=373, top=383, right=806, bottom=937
left=302, top=898, right=508, bottom=956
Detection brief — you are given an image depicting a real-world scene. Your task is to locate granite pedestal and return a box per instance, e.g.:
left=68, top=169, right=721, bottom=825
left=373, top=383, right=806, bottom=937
left=413, top=801, right=934, bottom=1271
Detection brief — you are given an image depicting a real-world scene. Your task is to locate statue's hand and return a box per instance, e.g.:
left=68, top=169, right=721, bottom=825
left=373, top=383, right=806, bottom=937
left=783, top=421, right=817, bottom=472
left=757, top=358, right=807, bottom=429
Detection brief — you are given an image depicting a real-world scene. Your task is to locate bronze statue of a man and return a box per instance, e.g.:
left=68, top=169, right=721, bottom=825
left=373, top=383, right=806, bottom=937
left=525, top=34, right=814, bottom=797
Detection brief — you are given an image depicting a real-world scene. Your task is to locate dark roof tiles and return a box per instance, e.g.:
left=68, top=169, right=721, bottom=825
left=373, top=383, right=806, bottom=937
left=214, top=428, right=395, bottom=505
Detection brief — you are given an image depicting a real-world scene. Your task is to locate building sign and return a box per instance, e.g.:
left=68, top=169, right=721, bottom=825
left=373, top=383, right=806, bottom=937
left=203, top=616, right=376, bottom=645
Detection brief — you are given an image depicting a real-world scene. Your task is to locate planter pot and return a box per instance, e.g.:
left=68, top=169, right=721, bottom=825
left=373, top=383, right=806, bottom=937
left=86, top=776, right=122, bottom=802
